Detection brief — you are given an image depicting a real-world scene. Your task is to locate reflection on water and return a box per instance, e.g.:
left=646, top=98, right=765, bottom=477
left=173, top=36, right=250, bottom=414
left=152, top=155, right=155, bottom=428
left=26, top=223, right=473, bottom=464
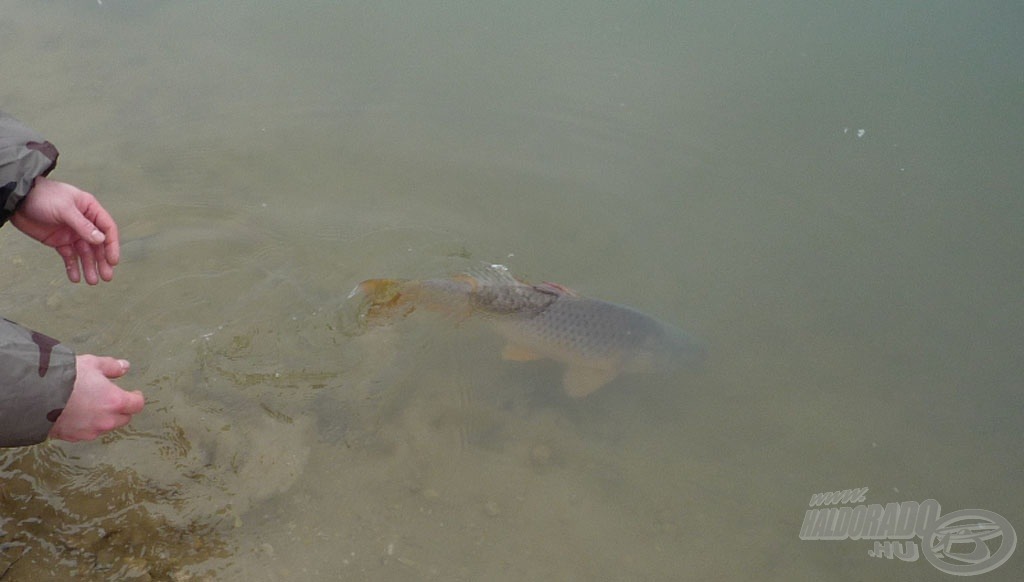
left=2, top=1, right=1023, bottom=580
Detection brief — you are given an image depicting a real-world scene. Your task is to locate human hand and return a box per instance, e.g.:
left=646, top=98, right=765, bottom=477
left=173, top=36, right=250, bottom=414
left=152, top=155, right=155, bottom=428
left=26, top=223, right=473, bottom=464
left=10, top=176, right=120, bottom=285
left=48, top=355, right=145, bottom=442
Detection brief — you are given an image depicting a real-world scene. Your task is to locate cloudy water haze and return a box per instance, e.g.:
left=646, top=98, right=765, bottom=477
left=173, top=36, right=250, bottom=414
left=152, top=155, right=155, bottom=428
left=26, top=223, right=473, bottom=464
left=1, top=1, right=1022, bottom=580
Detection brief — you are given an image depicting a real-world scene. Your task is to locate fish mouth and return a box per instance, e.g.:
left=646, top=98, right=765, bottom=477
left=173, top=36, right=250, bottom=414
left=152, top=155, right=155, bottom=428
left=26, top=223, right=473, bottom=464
left=343, top=279, right=418, bottom=328
left=351, top=278, right=403, bottom=298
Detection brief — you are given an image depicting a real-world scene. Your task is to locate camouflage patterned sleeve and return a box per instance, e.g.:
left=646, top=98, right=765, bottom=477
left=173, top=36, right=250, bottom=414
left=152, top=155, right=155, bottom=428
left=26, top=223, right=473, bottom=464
left=0, top=319, right=76, bottom=448
left=0, top=110, right=59, bottom=228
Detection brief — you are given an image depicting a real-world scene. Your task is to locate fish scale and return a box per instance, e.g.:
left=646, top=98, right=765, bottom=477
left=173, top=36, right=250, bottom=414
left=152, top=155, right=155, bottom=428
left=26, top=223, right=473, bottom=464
left=500, top=297, right=660, bottom=361
left=352, top=267, right=705, bottom=398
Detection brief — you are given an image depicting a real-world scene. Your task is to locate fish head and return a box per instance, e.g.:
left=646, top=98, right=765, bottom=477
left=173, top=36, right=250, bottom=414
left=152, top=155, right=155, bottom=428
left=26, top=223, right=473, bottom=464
left=348, top=278, right=417, bottom=325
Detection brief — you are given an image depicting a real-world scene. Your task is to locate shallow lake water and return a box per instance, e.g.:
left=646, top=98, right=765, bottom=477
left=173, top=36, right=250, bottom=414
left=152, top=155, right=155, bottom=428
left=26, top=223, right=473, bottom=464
left=1, top=1, right=1022, bottom=580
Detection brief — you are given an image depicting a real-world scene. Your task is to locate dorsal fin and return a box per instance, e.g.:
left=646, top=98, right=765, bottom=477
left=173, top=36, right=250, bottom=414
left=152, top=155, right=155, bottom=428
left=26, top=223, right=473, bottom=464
left=460, top=263, right=524, bottom=288
left=534, top=281, right=579, bottom=297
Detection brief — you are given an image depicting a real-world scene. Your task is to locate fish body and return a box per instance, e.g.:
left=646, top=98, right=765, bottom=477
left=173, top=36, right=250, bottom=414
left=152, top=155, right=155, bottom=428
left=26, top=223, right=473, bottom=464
left=351, top=267, right=705, bottom=398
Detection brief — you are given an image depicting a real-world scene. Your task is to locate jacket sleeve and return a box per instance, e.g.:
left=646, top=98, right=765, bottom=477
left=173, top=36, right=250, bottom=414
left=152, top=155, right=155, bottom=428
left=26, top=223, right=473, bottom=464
left=0, top=319, right=76, bottom=447
left=0, top=110, right=59, bottom=228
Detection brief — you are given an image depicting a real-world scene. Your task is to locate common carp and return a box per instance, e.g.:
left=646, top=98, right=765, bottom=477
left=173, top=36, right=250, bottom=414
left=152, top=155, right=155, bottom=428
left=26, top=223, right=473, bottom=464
left=349, top=266, right=706, bottom=398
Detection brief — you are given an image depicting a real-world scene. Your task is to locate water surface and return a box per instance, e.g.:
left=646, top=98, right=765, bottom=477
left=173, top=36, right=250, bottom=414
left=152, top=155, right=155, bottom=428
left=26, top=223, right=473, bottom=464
left=1, top=1, right=1022, bottom=580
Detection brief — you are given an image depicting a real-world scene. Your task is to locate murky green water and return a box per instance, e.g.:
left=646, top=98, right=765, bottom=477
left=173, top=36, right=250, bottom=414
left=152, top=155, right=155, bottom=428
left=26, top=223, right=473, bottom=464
left=2, top=1, right=1022, bottom=580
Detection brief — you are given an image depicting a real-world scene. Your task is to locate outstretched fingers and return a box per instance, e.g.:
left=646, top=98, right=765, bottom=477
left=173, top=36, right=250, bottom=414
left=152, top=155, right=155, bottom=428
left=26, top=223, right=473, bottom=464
left=55, top=193, right=120, bottom=284
left=75, top=194, right=120, bottom=266
left=59, top=238, right=117, bottom=284
left=58, top=244, right=82, bottom=283
left=95, top=358, right=143, bottom=419
left=74, top=239, right=100, bottom=285
left=119, top=390, right=145, bottom=415
left=92, top=204, right=120, bottom=267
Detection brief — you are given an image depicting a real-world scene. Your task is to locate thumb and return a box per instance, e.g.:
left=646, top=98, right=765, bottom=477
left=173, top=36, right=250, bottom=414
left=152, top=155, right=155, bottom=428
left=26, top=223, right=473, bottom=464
left=61, top=205, right=106, bottom=245
left=95, top=357, right=130, bottom=379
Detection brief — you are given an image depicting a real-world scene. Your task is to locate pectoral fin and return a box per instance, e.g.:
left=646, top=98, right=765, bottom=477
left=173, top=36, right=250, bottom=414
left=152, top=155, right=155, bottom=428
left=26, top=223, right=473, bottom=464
left=563, top=365, right=617, bottom=398
left=502, top=343, right=544, bottom=361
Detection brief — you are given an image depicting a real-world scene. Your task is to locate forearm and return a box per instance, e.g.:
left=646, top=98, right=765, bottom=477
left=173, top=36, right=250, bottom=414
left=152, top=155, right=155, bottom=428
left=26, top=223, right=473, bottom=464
left=0, top=110, right=59, bottom=227
left=0, top=318, right=76, bottom=447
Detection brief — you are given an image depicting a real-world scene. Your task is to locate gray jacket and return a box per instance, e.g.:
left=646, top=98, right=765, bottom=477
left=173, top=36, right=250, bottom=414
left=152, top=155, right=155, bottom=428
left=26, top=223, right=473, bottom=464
left=0, top=110, right=77, bottom=447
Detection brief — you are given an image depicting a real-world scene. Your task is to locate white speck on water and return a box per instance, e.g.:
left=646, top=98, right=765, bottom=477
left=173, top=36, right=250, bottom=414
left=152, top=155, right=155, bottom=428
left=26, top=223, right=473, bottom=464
left=856, top=129, right=866, bottom=138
